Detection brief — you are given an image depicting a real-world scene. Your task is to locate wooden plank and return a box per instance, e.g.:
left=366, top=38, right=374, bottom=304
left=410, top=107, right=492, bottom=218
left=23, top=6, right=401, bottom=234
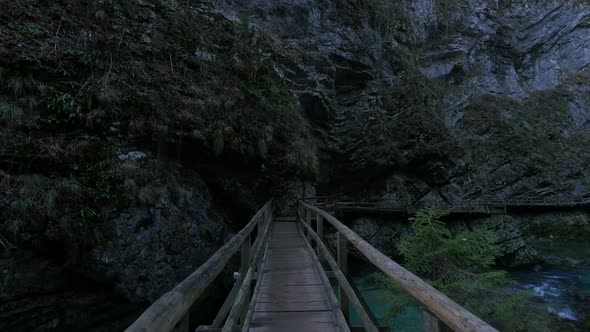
left=258, top=284, right=326, bottom=295
left=256, top=290, right=328, bottom=302
left=261, top=272, right=322, bottom=286
left=250, top=325, right=338, bottom=332
left=250, top=311, right=336, bottom=325
left=254, top=301, right=330, bottom=312
left=274, top=216, right=297, bottom=222
left=268, top=238, right=304, bottom=248
left=272, top=222, right=298, bottom=233
left=250, top=220, right=347, bottom=332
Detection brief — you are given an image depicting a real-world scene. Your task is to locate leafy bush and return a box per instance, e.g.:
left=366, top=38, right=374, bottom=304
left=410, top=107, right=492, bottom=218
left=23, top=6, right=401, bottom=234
left=46, top=92, right=82, bottom=125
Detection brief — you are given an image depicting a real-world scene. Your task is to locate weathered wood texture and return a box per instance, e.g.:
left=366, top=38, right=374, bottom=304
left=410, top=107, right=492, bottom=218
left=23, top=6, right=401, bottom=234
left=299, top=220, right=378, bottom=332
left=248, top=221, right=347, bottom=332
left=222, top=209, right=274, bottom=332
left=126, top=201, right=273, bottom=332
left=300, top=201, right=499, bottom=332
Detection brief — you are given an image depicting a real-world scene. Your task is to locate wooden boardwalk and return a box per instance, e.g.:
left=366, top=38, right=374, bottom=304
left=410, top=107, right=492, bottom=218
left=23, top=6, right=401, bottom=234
left=127, top=200, right=498, bottom=332
left=249, top=220, right=346, bottom=332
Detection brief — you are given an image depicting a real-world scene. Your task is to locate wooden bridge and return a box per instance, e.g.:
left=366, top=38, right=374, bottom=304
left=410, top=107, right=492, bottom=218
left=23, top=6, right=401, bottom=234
left=312, top=195, right=590, bottom=215
left=126, top=200, right=499, bottom=332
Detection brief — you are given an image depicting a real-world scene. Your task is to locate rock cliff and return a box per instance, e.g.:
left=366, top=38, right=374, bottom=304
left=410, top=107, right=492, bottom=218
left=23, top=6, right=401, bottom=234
left=1, top=0, right=589, bottom=329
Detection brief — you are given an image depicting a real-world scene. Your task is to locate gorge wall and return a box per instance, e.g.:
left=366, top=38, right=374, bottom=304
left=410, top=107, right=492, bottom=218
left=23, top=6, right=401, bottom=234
left=225, top=0, right=590, bottom=203
left=0, top=0, right=589, bottom=330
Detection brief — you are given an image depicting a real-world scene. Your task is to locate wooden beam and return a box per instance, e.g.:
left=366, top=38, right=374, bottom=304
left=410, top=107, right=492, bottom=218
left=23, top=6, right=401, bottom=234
left=316, top=213, right=323, bottom=260
left=126, top=201, right=273, bottom=332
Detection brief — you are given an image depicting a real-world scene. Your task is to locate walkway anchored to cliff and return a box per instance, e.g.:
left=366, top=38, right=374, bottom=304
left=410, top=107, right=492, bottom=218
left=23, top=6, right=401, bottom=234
left=126, top=200, right=498, bottom=332
left=312, top=195, right=590, bottom=215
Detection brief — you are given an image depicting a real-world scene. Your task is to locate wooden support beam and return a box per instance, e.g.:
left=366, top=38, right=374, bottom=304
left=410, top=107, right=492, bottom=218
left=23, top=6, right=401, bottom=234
left=338, top=232, right=350, bottom=323
left=306, top=208, right=311, bottom=242
left=423, top=309, right=447, bottom=332
left=316, top=213, right=323, bottom=260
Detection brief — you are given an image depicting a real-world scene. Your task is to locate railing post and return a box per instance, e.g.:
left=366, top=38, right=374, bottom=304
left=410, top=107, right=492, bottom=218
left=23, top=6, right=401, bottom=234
left=241, top=234, right=251, bottom=277
left=306, top=208, right=311, bottom=242
left=423, top=309, right=443, bottom=332
left=316, top=213, right=323, bottom=260
left=239, top=235, right=251, bottom=326
left=337, top=233, right=349, bottom=322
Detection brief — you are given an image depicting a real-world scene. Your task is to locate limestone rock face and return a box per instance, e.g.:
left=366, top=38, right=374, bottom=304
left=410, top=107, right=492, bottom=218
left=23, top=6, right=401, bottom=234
left=225, top=0, right=590, bottom=203
left=412, top=0, right=590, bottom=118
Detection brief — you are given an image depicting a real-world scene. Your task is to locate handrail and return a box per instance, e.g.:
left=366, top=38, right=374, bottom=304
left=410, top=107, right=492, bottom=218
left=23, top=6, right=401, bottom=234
left=300, top=201, right=498, bottom=332
left=296, top=222, right=351, bottom=331
left=126, top=200, right=273, bottom=332
left=299, top=216, right=378, bottom=332
left=222, top=206, right=273, bottom=331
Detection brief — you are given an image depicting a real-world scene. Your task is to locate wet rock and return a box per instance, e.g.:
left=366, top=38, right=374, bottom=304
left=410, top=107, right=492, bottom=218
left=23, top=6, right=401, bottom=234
left=118, top=151, right=148, bottom=161
left=471, top=215, right=543, bottom=267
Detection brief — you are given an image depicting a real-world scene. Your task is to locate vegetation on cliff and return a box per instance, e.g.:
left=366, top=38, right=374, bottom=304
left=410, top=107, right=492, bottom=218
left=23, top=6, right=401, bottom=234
left=0, top=0, right=316, bottom=247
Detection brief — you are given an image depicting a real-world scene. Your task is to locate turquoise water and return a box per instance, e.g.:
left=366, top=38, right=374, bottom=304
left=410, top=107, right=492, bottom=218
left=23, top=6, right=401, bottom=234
left=346, top=260, right=424, bottom=331
left=349, top=272, right=423, bottom=331
left=510, top=239, right=590, bottom=324
left=346, top=239, right=590, bottom=331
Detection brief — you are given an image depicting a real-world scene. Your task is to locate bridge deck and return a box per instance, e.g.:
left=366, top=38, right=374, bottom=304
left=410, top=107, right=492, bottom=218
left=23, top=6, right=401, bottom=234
left=249, top=220, right=343, bottom=332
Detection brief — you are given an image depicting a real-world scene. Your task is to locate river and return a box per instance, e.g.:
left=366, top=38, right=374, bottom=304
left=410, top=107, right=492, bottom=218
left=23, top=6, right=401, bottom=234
left=348, top=239, right=590, bottom=331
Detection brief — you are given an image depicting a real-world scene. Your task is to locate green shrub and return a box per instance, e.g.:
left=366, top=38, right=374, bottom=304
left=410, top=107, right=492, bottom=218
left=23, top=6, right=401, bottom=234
left=383, top=209, right=551, bottom=331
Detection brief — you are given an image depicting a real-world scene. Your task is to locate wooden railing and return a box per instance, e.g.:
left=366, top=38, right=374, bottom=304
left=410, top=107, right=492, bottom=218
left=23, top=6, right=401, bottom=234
left=126, top=200, right=274, bottom=332
left=298, top=201, right=498, bottom=332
